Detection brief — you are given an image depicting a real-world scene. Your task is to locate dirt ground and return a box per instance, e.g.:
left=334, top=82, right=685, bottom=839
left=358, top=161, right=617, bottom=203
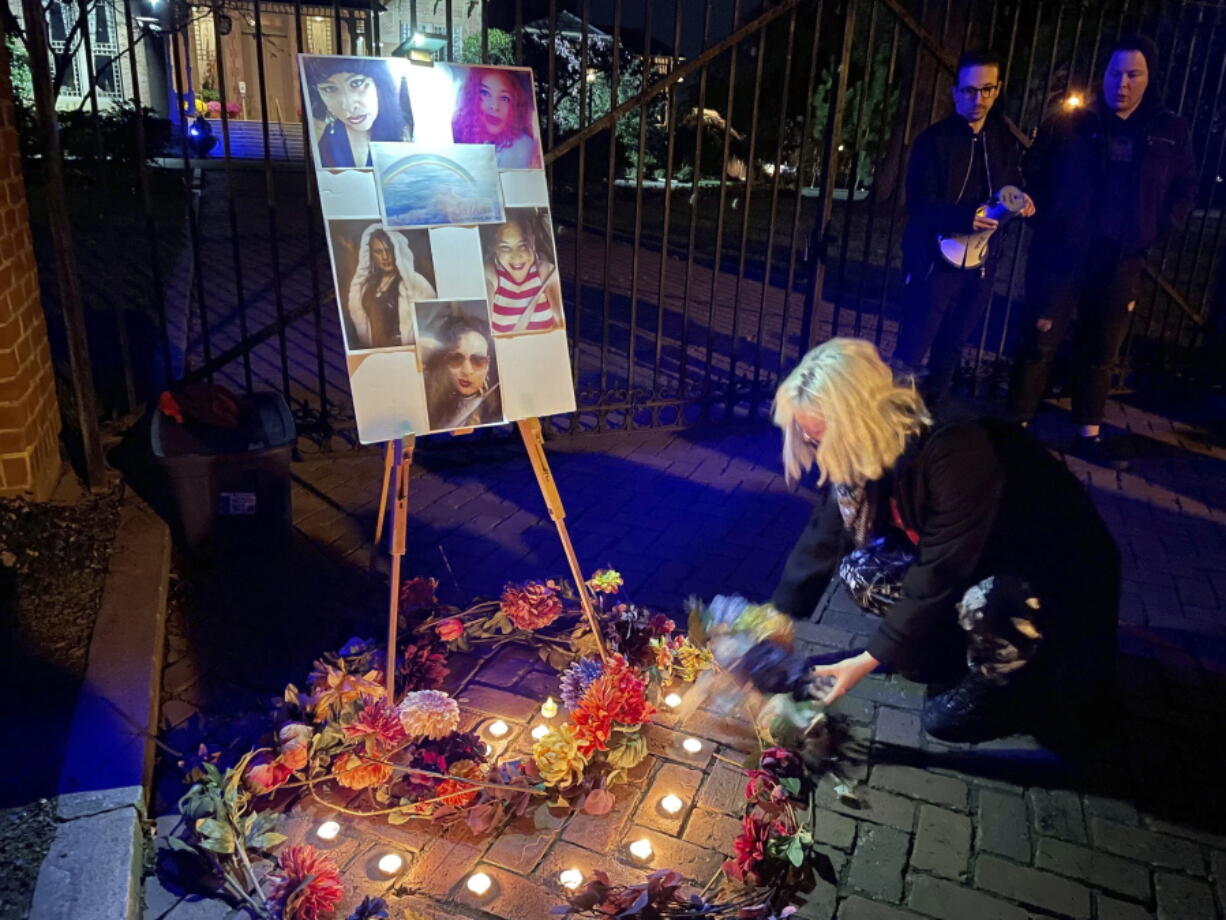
left=0, top=491, right=120, bottom=920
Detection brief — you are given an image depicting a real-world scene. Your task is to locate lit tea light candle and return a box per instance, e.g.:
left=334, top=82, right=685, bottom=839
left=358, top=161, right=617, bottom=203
left=629, top=838, right=653, bottom=861
left=531, top=724, right=550, bottom=741
left=377, top=852, right=403, bottom=876
left=487, top=720, right=509, bottom=738
left=559, top=868, right=584, bottom=890
left=682, top=737, right=703, bottom=754
left=466, top=872, right=492, bottom=896
left=660, top=794, right=684, bottom=815
left=664, top=693, right=683, bottom=708
left=541, top=696, right=559, bottom=718
left=315, top=820, right=340, bottom=841
left=481, top=742, right=493, bottom=755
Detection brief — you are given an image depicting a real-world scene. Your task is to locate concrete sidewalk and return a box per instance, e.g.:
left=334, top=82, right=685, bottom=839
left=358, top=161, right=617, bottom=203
left=151, top=396, right=1226, bottom=920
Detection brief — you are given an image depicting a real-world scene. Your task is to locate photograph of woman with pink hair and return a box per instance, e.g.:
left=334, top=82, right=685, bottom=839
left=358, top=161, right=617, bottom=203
left=449, top=66, right=543, bottom=170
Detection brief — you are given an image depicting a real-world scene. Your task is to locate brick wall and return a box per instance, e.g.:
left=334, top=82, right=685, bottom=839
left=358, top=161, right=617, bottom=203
left=0, top=42, right=62, bottom=498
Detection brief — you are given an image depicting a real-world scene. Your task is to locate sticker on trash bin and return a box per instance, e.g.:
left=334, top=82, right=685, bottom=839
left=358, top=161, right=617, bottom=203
left=219, top=492, right=257, bottom=516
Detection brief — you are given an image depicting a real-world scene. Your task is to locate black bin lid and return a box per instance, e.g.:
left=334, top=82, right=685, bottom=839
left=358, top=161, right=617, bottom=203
left=152, top=392, right=296, bottom=459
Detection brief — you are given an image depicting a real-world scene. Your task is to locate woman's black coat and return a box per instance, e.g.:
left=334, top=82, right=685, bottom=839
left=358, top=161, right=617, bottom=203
left=771, top=419, right=1120, bottom=680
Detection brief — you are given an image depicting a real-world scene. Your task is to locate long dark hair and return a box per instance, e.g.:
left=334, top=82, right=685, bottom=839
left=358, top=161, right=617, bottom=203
left=424, top=313, right=501, bottom=428
left=303, top=57, right=409, bottom=143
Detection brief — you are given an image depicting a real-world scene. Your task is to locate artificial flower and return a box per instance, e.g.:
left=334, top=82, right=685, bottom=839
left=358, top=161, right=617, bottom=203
left=559, top=657, right=603, bottom=711
left=397, top=689, right=460, bottom=739
left=346, top=896, right=390, bottom=920
left=400, top=576, right=439, bottom=610
left=724, top=814, right=788, bottom=886
left=673, top=638, right=715, bottom=682
left=307, top=662, right=384, bottom=720
left=244, top=751, right=292, bottom=795
left=395, top=638, right=449, bottom=693
left=586, top=568, right=624, bottom=595
left=571, top=658, right=655, bottom=757
left=267, top=845, right=344, bottom=920
left=343, top=698, right=407, bottom=753
left=333, top=751, right=393, bottom=790
left=435, top=618, right=464, bottom=642
left=501, top=579, right=565, bottom=630
left=277, top=722, right=314, bottom=772
left=532, top=723, right=588, bottom=788
left=434, top=759, right=483, bottom=807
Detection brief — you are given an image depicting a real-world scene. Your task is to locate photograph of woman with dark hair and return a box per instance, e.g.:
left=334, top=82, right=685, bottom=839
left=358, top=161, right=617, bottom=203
left=302, top=56, right=410, bottom=168
left=419, top=306, right=504, bottom=431
left=450, top=66, right=542, bottom=169
left=482, top=208, right=564, bottom=335
left=345, top=224, right=436, bottom=349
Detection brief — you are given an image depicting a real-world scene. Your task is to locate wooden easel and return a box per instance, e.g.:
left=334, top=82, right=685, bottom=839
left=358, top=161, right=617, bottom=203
left=373, top=418, right=608, bottom=699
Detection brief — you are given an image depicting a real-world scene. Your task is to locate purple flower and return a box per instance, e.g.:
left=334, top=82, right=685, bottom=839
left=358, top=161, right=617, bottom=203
left=559, top=657, right=604, bottom=711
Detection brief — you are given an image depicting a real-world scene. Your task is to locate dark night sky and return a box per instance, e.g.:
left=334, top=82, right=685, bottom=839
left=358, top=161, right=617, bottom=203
left=492, top=1, right=771, bottom=56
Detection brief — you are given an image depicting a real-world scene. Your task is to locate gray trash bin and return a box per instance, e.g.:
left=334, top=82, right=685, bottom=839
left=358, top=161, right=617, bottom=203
left=151, top=392, right=295, bottom=553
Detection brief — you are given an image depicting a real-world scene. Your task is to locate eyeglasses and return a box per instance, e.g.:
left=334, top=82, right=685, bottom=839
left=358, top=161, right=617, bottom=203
left=957, top=84, right=1000, bottom=100
left=446, top=351, right=490, bottom=370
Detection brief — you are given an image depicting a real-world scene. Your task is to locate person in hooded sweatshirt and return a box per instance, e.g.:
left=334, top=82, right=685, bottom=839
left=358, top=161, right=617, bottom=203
left=1008, top=34, right=1198, bottom=469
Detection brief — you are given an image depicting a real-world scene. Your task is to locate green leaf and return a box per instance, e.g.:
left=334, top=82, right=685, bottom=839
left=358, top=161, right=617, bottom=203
left=387, top=809, right=412, bottom=825
left=787, top=835, right=805, bottom=867
left=248, top=832, right=287, bottom=851
left=532, top=802, right=555, bottom=830
left=780, top=777, right=803, bottom=797
left=604, top=733, right=648, bottom=770
left=194, top=818, right=235, bottom=854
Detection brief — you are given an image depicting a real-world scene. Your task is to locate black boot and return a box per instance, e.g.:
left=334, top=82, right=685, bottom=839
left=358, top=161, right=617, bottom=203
left=921, top=670, right=1029, bottom=743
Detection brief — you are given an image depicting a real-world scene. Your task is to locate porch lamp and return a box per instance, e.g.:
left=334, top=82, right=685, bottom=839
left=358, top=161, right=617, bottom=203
left=392, top=32, right=448, bottom=64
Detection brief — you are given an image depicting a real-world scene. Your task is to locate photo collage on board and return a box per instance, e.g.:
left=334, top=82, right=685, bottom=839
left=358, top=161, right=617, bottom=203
left=300, top=54, right=575, bottom=443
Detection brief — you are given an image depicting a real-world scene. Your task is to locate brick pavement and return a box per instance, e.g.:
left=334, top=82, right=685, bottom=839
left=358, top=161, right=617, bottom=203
left=149, top=395, right=1226, bottom=919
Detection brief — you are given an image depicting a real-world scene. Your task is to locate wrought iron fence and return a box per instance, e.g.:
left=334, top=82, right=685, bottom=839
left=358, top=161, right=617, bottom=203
left=14, top=0, right=1226, bottom=463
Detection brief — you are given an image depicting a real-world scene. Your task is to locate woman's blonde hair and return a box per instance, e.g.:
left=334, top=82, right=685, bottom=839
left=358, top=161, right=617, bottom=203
left=773, top=338, right=931, bottom=486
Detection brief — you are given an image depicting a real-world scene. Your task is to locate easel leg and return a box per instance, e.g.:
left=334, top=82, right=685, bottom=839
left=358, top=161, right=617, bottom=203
left=517, top=418, right=609, bottom=663
left=385, top=435, right=415, bottom=700
left=370, top=440, right=395, bottom=570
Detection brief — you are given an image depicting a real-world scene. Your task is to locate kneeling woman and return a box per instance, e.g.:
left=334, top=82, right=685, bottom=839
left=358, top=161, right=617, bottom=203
left=771, top=338, right=1119, bottom=742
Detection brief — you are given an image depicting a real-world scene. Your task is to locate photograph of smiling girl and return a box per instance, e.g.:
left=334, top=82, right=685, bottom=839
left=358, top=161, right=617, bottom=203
left=300, top=55, right=412, bottom=169
left=448, top=65, right=542, bottom=170
left=414, top=300, right=505, bottom=433
left=480, top=208, right=564, bottom=337
left=325, top=219, right=436, bottom=351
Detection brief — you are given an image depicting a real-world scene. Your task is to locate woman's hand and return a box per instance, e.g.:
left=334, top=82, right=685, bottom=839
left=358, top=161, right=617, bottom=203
left=812, top=651, right=880, bottom=705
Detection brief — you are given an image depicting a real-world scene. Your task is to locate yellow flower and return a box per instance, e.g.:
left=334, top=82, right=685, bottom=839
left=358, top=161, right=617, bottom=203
left=674, top=639, right=715, bottom=682
left=308, top=664, right=385, bottom=720
left=586, top=569, right=624, bottom=595
left=532, top=723, right=588, bottom=789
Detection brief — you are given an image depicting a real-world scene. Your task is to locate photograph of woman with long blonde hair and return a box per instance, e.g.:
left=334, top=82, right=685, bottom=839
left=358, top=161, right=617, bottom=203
left=770, top=338, right=1119, bottom=746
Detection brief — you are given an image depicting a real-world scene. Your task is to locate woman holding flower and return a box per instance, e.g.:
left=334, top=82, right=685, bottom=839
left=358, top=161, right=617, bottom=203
left=771, top=338, right=1120, bottom=743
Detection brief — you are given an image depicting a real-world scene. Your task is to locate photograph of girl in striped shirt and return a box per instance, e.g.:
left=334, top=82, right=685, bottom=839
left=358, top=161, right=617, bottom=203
left=481, top=208, right=565, bottom=336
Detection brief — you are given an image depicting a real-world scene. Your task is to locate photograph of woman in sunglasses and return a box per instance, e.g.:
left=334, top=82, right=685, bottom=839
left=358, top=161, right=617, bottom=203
left=417, top=301, right=504, bottom=431
left=302, top=55, right=411, bottom=169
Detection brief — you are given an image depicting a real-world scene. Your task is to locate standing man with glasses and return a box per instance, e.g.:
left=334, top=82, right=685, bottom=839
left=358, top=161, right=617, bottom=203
left=894, top=51, right=1035, bottom=408
left=1008, top=34, right=1197, bottom=469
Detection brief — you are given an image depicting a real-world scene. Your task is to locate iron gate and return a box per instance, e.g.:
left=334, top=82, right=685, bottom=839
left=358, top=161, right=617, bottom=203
left=14, top=0, right=1226, bottom=464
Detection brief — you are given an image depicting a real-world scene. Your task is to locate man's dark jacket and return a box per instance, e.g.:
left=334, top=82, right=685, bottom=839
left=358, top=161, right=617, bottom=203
left=771, top=420, right=1120, bottom=678
left=1026, top=95, right=1197, bottom=263
left=901, top=113, right=1026, bottom=278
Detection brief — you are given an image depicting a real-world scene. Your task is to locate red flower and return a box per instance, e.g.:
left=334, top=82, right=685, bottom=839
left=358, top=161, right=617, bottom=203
left=267, top=845, right=343, bottom=920
left=435, top=618, right=464, bottom=642
left=724, top=815, right=787, bottom=886
left=400, top=577, right=439, bottom=610
left=434, top=759, right=483, bottom=808
left=570, top=657, right=655, bottom=757
left=501, top=580, right=565, bottom=630
left=343, top=698, right=407, bottom=755
left=244, top=752, right=292, bottom=795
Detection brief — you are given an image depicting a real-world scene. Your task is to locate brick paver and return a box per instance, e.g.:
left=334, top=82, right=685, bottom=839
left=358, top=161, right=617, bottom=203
left=150, top=398, right=1226, bottom=918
